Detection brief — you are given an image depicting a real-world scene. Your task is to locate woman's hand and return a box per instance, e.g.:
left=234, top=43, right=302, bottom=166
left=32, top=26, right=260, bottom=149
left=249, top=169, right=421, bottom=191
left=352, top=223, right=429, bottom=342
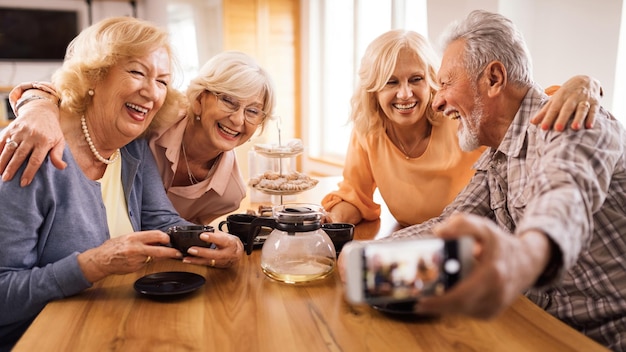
left=183, top=230, right=244, bottom=268
left=531, top=75, right=603, bottom=131
left=337, top=250, right=348, bottom=283
left=0, top=99, right=65, bottom=186
left=326, top=201, right=363, bottom=225
left=77, top=230, right=183, bottom=283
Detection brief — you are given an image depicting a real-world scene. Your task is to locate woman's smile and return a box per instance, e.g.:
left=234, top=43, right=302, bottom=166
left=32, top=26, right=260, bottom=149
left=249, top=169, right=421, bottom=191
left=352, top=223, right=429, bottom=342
left=217, top=122, right=241, bottom=139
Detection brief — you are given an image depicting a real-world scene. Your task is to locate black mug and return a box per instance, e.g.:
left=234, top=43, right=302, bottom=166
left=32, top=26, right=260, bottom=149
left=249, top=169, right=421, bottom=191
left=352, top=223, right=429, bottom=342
left=219, top=214, right=265, bottom=255
left=167, top=225, right=214, bottom=256
left=322, top=223, right=355, bottom=254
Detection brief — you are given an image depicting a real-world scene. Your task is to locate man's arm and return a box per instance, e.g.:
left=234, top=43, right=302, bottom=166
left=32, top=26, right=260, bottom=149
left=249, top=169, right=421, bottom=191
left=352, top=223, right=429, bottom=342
left=416, top=107, right=621, bottom=320
left=517, top=107, right=620, bottom=279
left=391, top=161, right=495, bottom=239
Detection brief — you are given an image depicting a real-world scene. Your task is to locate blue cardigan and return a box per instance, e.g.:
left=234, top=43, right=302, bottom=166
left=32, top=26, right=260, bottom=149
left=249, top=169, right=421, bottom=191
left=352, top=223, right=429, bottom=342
left=0, top=138, right=192, bottom=349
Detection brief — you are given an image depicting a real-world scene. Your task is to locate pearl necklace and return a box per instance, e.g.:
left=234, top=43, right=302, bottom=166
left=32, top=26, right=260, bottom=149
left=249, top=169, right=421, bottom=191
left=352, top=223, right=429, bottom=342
left=80, top=115, right=120, bottom=165
left=181, top=142, right=220, bottom=185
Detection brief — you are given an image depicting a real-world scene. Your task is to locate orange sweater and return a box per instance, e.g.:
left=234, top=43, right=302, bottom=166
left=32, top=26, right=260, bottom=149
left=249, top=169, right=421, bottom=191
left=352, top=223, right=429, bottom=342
left=321, top=117, right=483, bottom=227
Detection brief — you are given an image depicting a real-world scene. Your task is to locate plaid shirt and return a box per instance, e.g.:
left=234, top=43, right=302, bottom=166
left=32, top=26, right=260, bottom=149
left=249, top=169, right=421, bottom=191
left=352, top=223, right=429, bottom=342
left=392, top=85, right=626, bottom=350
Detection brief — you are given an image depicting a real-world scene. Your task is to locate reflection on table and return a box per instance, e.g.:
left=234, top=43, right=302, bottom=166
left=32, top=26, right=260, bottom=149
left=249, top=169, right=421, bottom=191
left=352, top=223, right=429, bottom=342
left=12, top=177, right=608, bottom=351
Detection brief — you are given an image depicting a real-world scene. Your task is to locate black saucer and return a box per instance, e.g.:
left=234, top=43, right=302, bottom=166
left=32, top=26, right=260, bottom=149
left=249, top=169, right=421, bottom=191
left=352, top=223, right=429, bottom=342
left=134, top=271, right=206, bottom=298
left=370, top=301, right=437, bottom=321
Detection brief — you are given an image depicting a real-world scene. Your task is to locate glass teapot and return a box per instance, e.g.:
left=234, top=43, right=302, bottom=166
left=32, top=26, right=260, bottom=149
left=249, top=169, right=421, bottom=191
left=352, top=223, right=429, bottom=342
left=248, top=204, right=336, bottom=284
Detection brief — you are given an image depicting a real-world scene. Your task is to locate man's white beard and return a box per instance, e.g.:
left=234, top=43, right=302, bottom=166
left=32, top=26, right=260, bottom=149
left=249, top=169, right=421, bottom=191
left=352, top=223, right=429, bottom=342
left=457, top=98, right=482, bottom=152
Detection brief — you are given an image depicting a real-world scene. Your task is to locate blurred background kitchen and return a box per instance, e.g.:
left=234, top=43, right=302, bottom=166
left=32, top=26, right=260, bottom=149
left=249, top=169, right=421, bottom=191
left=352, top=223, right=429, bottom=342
left=1, top=0, right=624, bottom=179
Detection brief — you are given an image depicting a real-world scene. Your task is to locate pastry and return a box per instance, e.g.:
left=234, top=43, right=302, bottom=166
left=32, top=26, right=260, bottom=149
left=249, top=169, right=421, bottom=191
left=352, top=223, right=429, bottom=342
left=249, top=171, right=318, bottom=193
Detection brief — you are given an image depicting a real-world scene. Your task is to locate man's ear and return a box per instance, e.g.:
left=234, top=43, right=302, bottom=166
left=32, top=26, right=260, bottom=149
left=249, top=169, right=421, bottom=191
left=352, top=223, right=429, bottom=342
left=483, top=61, right=507, bottom=97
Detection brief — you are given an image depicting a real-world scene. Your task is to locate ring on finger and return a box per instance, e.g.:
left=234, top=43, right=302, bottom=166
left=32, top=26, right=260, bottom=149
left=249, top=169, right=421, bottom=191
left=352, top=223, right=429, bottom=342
left=210, top=259, right=216, bottom=267
left=5, top=138, right=18, bottom=149
left=144, top=255, right=153, bottom=264
left=580, top=100, right=590, bottom=109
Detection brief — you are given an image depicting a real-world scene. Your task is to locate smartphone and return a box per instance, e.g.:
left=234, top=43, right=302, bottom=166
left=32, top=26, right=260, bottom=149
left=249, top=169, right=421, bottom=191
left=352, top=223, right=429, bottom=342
left=343, top=236, right=473, bottom=305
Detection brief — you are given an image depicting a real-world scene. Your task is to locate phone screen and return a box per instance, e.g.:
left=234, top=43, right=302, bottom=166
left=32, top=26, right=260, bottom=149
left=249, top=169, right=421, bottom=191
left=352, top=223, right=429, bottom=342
left=362, top=238, right=447, bottom=303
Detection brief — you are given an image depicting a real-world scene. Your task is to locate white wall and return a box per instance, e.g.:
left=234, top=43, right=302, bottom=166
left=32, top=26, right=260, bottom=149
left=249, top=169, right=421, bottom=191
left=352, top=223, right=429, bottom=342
left=505, top=0, right=621, bottom=116
left=427, top=0, right=623, bottom=119
left=615, top=0, right=626, bottom=120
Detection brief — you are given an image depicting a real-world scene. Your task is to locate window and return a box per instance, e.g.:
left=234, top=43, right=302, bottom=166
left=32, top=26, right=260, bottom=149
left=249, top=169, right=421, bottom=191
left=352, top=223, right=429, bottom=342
left=302, top=0, right=428, bottom=175
left=167, top=2, right=200, bottom=89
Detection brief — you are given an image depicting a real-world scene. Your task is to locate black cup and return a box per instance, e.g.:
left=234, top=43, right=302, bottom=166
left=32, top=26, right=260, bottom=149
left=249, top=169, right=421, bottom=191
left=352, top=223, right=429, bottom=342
left=219, top=214, right=269, bottom=254
left=167, top=225, right=214, bottom=256
left=322, top=223, right=355, bottom=253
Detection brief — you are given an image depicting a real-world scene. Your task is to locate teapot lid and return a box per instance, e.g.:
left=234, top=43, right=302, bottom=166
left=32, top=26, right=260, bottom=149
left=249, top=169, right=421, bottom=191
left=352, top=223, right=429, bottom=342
left=272, top=203, right=323, bottom=226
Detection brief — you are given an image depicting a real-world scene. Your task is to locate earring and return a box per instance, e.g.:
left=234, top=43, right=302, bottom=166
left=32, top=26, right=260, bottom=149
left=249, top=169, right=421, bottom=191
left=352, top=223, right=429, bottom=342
left=195, top=115, right=201, bottom=121
left=88, top=89, right=94, bottom=96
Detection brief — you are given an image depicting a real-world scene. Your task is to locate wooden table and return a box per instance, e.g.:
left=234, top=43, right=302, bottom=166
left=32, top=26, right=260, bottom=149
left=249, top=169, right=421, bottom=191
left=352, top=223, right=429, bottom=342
left=13, top=177, right=608, bottom=351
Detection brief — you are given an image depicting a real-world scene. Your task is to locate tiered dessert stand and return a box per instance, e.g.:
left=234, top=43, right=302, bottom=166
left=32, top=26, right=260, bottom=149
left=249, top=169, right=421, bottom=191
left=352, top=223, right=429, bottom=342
left=249, top=140, right=318, bottom=205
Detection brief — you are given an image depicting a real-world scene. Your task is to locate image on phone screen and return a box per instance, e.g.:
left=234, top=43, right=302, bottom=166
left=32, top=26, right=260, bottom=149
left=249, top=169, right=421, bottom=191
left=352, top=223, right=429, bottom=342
left=363, top=239, right=445, bottom=303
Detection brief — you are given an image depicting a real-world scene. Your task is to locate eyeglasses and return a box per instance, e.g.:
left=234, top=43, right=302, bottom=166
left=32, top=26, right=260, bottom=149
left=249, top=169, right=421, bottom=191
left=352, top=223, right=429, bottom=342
left=211, top=91, right=267, bottom=125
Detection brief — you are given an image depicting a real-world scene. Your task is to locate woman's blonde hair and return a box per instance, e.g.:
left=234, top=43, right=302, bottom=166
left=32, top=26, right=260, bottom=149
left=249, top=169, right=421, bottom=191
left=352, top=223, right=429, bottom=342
left=52, top=16, right=179, bottom=128
left=351, top=30, right=441, bottom=135
left=185, top=51, right=276, bottom=132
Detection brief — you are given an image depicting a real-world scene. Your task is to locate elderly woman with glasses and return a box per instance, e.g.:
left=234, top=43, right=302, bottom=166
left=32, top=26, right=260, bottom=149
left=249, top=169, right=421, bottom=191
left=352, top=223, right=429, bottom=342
left=1, top=51, right=276, bottom=231
left=146, top=51, right=275, bottom=226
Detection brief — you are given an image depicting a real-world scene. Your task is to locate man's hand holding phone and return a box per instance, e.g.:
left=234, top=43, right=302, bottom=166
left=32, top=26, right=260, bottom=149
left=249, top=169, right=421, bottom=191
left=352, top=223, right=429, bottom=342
left=412, top=213, right=553, bottom=319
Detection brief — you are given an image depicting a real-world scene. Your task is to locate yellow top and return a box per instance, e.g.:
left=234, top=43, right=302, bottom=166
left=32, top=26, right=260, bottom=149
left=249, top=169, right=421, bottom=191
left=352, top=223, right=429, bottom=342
left=99, top=156, right=133, bottom=238
left=321, top=117, right=484, bottom=227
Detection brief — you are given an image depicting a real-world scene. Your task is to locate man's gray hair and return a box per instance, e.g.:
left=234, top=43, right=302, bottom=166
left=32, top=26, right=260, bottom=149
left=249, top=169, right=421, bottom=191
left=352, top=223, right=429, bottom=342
left=440, top=10, right=533, bottom=87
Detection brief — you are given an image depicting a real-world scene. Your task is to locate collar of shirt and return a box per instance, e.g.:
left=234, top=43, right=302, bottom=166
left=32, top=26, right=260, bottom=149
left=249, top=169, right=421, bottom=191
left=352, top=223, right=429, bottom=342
left=474, top=85, right=549, bottom=172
